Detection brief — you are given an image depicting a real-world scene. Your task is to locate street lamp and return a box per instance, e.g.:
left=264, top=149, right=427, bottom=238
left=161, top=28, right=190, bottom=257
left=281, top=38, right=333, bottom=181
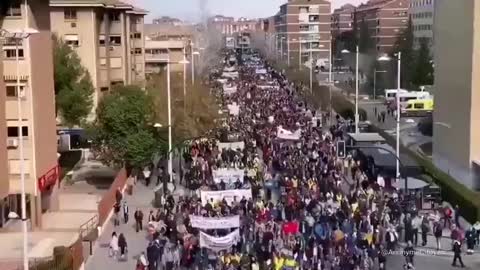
left=377, top=53, right=402, bottom=183
left=0, top=23, right=39, bottom=270
left=165, top=57, right=190, bottom=185
left=341, top=46, right=360, bottom=134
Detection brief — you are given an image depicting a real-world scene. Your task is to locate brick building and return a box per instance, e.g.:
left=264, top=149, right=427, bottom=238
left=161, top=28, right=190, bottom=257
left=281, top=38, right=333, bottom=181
left=208, top=15, right=258, bottom=36
left=354, top=0, right=409, bottom=53
left=332, top=4, right=355, bottom=37
left=273, top=0, right=331, bottom=67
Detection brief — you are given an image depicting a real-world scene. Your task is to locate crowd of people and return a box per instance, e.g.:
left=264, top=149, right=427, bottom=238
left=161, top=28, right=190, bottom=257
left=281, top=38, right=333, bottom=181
left=105, top=50, right=480, bottom=270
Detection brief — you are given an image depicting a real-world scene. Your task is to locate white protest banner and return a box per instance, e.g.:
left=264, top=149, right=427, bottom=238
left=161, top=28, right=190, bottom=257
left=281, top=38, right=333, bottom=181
left=227, top=103, right=240, bottom=116
left=218, top=141, right=245, bottom=151
left=277, top=127, right=301, bottom=140
left=223, top=85, right=237, bottom=95
left=212, top=168, right=244, bottom=184
left=258, top=85, right=280, bottom=90
left=222, top=72, right=239, bottom=79
left=189, top=215, right=240, bottom=229
left=217, top=78, right=228, bottom=83
left=201, top=189, right=252, bottom=205
left=255, top=68, right=267, bottom=74
left=199, top=229, right=240, bottom=251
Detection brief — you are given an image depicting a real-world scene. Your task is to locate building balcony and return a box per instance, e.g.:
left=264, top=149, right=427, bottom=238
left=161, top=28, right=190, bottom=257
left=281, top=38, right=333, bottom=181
left=145, top=53, right=169, bottom=63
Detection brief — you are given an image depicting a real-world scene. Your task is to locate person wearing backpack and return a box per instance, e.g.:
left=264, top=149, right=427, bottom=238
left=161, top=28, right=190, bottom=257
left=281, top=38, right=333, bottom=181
left=433, top=221, right=443, bottom=250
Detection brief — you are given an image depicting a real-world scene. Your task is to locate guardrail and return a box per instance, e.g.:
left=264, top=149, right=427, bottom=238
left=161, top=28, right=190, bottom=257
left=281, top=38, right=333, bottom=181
left=79, top=214, right=98, bottom=240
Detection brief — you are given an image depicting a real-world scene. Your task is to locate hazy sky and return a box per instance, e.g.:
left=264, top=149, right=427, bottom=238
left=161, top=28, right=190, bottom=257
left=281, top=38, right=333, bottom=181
left=127, top=0, right=366, bottom=22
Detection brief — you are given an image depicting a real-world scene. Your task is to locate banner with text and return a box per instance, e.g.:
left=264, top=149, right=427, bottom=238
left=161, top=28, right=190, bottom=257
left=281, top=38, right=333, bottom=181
left=212, top=168, right=245, bottom=184
left=277, top=127, right=301, bottom=140
left=189, top=215, right=240, bottom=229
left=218, top=141, right=245, bottom=151
left=199, top=229, right=240, bottom=251
left=201, top=189, right=252, bottom=205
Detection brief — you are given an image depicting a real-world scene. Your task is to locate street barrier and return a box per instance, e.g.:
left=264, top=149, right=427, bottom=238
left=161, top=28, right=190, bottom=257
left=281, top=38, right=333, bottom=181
left=97, top=168, right=127, bottom=227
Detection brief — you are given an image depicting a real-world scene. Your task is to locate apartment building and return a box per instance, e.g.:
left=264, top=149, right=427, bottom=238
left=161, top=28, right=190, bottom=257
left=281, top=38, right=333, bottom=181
left=144, top=23, right=193, bottom=74
left=332, top=4, right=355, bottom=37
left=0, top=0, right=59, bottom=228
left=49, top=0, right=147, bottom=111
left=209, top=15, right=259, bottom=36
left=274, top=0, right=331, bottom=67
left=433, top=0, right=480, bottom=189
left=409, top=0, right=435, bottom=49
left=354, top=0, right=409, bottom=53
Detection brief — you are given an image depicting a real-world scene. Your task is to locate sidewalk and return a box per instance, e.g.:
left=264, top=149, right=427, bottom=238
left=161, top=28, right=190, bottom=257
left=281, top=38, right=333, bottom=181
left=85, top=182, right=157, bottom=270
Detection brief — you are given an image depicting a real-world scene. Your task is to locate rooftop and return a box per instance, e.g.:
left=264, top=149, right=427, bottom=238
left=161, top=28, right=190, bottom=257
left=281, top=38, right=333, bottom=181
left=347, top=132, right=386, bottom=143
left=50, top=0, right=146, bottom=13
left=145, top=24, right=193, bottom=38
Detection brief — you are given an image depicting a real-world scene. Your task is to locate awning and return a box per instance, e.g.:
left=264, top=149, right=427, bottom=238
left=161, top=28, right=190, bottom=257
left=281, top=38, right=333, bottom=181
left=394, top=177, right=430, bottom=190
left=64, top=35, right=79, bottom=41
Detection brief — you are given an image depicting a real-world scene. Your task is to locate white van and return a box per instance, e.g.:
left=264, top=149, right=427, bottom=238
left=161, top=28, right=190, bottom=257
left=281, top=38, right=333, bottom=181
left=385, top=89, right=408, bottom=104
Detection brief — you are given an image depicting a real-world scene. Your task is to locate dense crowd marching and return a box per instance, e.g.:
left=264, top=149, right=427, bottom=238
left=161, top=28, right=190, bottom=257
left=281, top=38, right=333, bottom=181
left=111, top=50, right=480, bottom=270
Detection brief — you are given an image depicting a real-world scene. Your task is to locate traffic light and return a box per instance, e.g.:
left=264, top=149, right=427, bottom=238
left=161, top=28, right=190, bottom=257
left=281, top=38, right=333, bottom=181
left=336, top=140, right=346, bottom=158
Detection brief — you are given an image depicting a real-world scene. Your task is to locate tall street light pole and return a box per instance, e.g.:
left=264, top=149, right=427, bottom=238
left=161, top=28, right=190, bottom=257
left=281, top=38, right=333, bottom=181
left=328, top=38, right=333, bottom=125
left=165, top=56, right=190, bottom=186
left=396, top=52, right=402, bottom=186
left=355, top=45, right=359, bottom=134
left=309, top=41, right=313, bottom=94
left=299, top=39, right=302, bottom=69
left=1, top=26, right=39, bottom=270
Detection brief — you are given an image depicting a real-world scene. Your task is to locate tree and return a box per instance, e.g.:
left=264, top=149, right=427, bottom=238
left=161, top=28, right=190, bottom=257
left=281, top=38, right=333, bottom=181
left=89, top=85, right=163, bottom=168
left=358, top=19, right=373, bottom=53
left=412, top=38, right=434, bottom=86
left=393, top=18, right=415, bottom=89
left=53, top=35, right=94, bottom=127
left=147, top=70, right=219, bottom=145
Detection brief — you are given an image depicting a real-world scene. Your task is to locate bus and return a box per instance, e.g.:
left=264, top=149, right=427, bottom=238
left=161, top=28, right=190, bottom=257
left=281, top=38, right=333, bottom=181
left=401, top=99, right=434, bottom=117
left=385, top=89, right=408, bottom=105
left=390, top=91, right=431, bottom=110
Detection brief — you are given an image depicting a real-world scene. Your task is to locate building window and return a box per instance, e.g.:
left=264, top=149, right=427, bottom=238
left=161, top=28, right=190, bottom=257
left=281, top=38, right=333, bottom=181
left=64, top=9, right=77, bottom=20
left=133, top=48, right=142, bottom=55
left=3, top=49, right=24, bottom=59
left=100, top=58, right=107, bottom=67
left=64, top=34, right=79, bottom=47
left=100, top=87, right=109, bottom=92
left=109, top=12, right=121, bottom=22
left=5, top=1, right=21, bottom=17
left=5, top=85, right=24, bottom=98
left=131, top=33, right=142, bottom=39
left=109, top=36, right=122, bottom=45
left=7, top=126, right=29, bottom=137
left=309, top=15, right=319, bottom=22
left=99, top=35, right=105, bottom=45
left=299, top=7, right=309, bottom=13
left=299, top=25, right=309, bottom=31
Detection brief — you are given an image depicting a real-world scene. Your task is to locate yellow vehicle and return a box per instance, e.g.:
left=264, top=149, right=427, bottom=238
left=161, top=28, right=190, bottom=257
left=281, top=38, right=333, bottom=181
left=401, top=99, right=434, bottom=117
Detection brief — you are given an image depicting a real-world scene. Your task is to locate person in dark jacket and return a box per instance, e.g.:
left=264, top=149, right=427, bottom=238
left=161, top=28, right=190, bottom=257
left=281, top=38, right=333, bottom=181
left=134, top=208, right=144, bottom=232
left=452, top=240, right=465, bottom=267
left=403, top=241, right=415, bottom=266
left=118, top=233, right=127, bottom=260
